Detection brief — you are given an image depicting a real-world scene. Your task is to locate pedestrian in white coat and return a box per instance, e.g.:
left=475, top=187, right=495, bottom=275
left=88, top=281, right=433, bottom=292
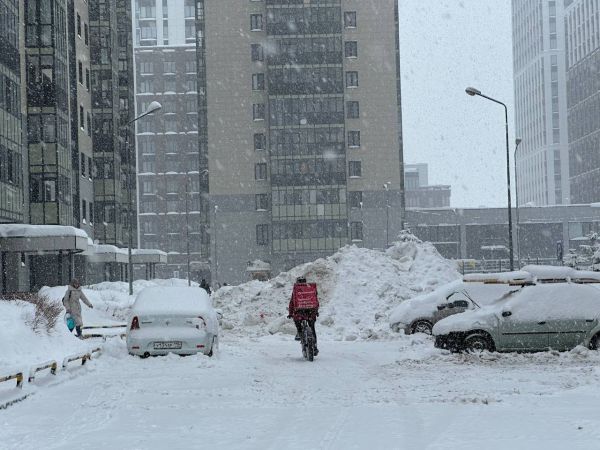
left=62, top=279, right=93, bottom=338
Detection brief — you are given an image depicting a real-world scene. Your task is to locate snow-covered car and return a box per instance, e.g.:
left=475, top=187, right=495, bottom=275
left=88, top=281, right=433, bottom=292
left=389, top=279, right=520, bottom=335
left=433, top=283, right=600, bottom=353
left=127, top=286, right=219, bottom=357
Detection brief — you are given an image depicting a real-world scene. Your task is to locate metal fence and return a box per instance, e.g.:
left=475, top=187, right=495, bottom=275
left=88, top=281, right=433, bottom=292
left=457, top=258, right=566, bottom=275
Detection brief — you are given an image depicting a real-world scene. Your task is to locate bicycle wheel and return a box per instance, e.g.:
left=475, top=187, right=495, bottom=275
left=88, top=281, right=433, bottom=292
left=303, top=324, right=315, bottom=362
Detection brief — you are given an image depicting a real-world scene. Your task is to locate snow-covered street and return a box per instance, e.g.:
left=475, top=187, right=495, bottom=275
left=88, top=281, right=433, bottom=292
left=3, top=334, right=600, bottom=449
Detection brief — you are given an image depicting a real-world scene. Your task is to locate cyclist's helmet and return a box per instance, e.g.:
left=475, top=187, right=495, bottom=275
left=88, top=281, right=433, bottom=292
left=296, top=277, right=307, bottom=284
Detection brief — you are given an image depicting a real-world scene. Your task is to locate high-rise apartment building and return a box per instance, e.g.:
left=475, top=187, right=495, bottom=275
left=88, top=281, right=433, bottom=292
left=1, top=0, right=25, bottom=225
left=133, top=0, right=210, bottom=280
left=512, top=0, right=570, bottom=206
left=89, top=0, right=137, bottom=247
left=199, top=0, right=404, bottom=284
left=565, top=0, right=600, bottom=203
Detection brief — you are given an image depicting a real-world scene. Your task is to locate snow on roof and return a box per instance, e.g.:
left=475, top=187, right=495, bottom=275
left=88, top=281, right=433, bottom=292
left=93, top=244, right=128, bottom=255
left=0, top=224, right=88, bottom=239
left=132, top=249, right=168, bottom=256
left=520, top=265, right=575, bottom=280
left=133, top=286, right=212, bottom=316
left=463, top=271, right=533, bottom=283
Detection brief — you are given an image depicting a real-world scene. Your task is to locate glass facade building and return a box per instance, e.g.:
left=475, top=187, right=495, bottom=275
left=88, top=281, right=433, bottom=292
left=565, top=0, right=600, bottom=203
left=512, top=0, right=570, bottom=206
left=0, top=0, right=25, bottom=224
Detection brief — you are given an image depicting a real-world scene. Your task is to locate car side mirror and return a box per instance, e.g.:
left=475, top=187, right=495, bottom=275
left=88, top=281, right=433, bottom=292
left=437, top=304, right=446, bottom=311
left=502, top=311, right=512, bottom=318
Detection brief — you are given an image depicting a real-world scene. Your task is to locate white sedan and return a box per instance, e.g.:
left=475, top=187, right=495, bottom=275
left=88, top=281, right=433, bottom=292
left=126, top=286, right=219, bottom=357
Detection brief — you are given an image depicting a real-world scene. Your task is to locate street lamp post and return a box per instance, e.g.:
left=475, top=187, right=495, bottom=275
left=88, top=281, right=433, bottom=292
left=514, top=138, right=523, bottom=268
left=124, top=100, right=162, bottom=296
left=465, top=87, right=514, bottom=271
left=383, top=182, right=391, bottom=248
left=185, top=174, right=191, bottom=286
left=213, top=204, right=218, bottom=287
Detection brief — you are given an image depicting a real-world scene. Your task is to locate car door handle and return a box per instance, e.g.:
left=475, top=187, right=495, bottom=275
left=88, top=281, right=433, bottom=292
left=537, top=321, right=546, bottom=325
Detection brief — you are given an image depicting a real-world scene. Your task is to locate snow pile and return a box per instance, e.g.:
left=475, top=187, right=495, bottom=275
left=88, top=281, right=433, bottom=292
left=213, top=236, right=460, bottom=340
left=0, top=300, right=90, bottom=376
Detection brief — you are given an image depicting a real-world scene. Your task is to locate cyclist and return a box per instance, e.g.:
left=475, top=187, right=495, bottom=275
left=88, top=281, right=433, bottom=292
left=288, top=277, right=319, bottom=355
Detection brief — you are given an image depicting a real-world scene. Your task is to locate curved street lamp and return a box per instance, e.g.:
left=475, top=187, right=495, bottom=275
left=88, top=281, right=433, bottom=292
left=125, top=101, right=162, bottom=295
left=514, top=138, right=523, bottom=268
left=465, top=87, right=514, bottom=271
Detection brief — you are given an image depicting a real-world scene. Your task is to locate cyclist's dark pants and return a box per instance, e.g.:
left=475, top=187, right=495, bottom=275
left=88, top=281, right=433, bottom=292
left=294, top=319, right=317, bottom=345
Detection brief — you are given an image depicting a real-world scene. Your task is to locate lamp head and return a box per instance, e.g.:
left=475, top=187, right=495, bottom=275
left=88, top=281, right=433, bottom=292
left=146, top=101, right=162, bottom=114
left=465, top=87, right=481, bottom=97
left=515, top=138, right=522, bottom=146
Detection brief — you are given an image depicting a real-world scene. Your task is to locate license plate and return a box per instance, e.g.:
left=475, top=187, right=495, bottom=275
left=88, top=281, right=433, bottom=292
left=154, top=341, right=182, bottom=350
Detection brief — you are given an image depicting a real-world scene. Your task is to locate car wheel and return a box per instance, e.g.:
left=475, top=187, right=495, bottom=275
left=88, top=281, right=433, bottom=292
left=589, top=333, right=600, bottom=350
left=464, top=334, right=493, bottom=353
left=411, top=320, right=433, bottom=335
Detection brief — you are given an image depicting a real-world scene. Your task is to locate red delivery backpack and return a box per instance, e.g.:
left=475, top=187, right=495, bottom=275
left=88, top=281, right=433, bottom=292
left=291, top=283, right=319, bottom=311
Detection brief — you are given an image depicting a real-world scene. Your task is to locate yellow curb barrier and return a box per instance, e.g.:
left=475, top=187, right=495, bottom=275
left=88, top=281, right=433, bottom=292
left=0, top=372, right=23, bottom=389
left=28, top=361, right=58, bottom=383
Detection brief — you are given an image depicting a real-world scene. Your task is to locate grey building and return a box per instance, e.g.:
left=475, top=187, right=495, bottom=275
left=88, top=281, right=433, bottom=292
left=89, top=0, right=136, bottom=248
left=565, top=0, right=600, bottom=203
left=512, top=0, right=570, bottom=206
left=406, top=205, right=600, bottom=268
left=200, top=0, right=404, bottom=285
left=133, top=0, right=210, bottom=281
left=405, top=163, right=451, bottom=208
left=0, top=0, right=28, bottom=291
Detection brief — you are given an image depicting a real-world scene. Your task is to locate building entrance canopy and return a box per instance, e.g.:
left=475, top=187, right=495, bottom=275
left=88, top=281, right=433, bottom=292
left=0, top=225, right=89, bottom=253
left=132, top=249, right=168, bottom=265
left=82, top=243, right=129, bottom=264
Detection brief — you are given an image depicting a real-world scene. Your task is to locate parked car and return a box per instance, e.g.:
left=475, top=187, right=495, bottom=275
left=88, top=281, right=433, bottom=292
left=433, top=283, right=600, bottom=352
left=127, top=286, right=219, bottom=357
left=389, top=279, right=520, bottom=335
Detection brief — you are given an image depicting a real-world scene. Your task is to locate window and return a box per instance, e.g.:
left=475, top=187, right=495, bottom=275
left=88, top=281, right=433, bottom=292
left=346, top=71, right=358, bottom=88
left=350, top=222, right=363, bottom=241
left=349, top=191, right=362, bottom=208
left=142, top=160, right=155, bottom=173
left=88, top=157, right=93, bottom=178
left=348, top=131, right=360, bottom=148
left=86, top=112, right=92, bottom=136
left=254, top=133, right=266, bottom=151
left=78, top=61, right=83, bottom=84
left=163, top=60, right=176, bottom=73
left=256, top=193, right=269, bottom=210
left=344, top=11, right=357, bottom=28
left=81, top=153, right=86, bottom=177
left=185, top=60, right=196, bottom=73
left=140, top=61, right=153, bottom=74
left=253, top=103, right=265, bottom=120
left=250, top=14, right=263, bottom=31
left=82, top=200, right=87, bottom=222
left=79, top=106, right=84, bottom=129
left=255, top=163, right=267, bottom=180
left=251, top=44, right=264, bottom=62
left=84, top=23, right=89, bottom=45
left=85, top=68, right=90, bottom=90
left=89, top=202, right=93, bottom=223
left=77, top=14, right=81, bottom=36
left=345, top=41, right=358, bottom=58
left=347, top=101, right=359, bottom=119
left=252, top=73, right=265, bottom=90
left=256, top=224, right=269, bottom=245
left=349, top=161, right=362, bottom=177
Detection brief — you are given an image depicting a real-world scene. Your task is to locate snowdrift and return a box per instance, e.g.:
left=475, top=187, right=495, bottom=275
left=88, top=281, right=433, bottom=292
left=213, top=236, right=460, bottom=340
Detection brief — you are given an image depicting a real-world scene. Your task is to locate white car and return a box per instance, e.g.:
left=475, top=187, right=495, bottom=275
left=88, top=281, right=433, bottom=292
left=389, top=279, right=520, bottom=335
left=127, top=286, right=219, bottom=357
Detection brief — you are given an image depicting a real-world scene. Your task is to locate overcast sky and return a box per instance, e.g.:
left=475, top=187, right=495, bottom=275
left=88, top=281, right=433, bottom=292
left=398, top=0, right=514, bottom=208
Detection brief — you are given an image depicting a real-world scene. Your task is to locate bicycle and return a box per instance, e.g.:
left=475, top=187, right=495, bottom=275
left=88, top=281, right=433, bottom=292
left=300, top=318, right=316, bottom=362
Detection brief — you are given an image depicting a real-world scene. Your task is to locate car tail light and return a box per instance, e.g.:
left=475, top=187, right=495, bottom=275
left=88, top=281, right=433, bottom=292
left=196, top=344, right=205, bottom=348
left=131, top=316, right=140, bottom=330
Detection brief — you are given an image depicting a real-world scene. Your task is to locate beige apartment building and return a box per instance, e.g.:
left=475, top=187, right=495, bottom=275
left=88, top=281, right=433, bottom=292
left=199, top=0, right=405, bottom=284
